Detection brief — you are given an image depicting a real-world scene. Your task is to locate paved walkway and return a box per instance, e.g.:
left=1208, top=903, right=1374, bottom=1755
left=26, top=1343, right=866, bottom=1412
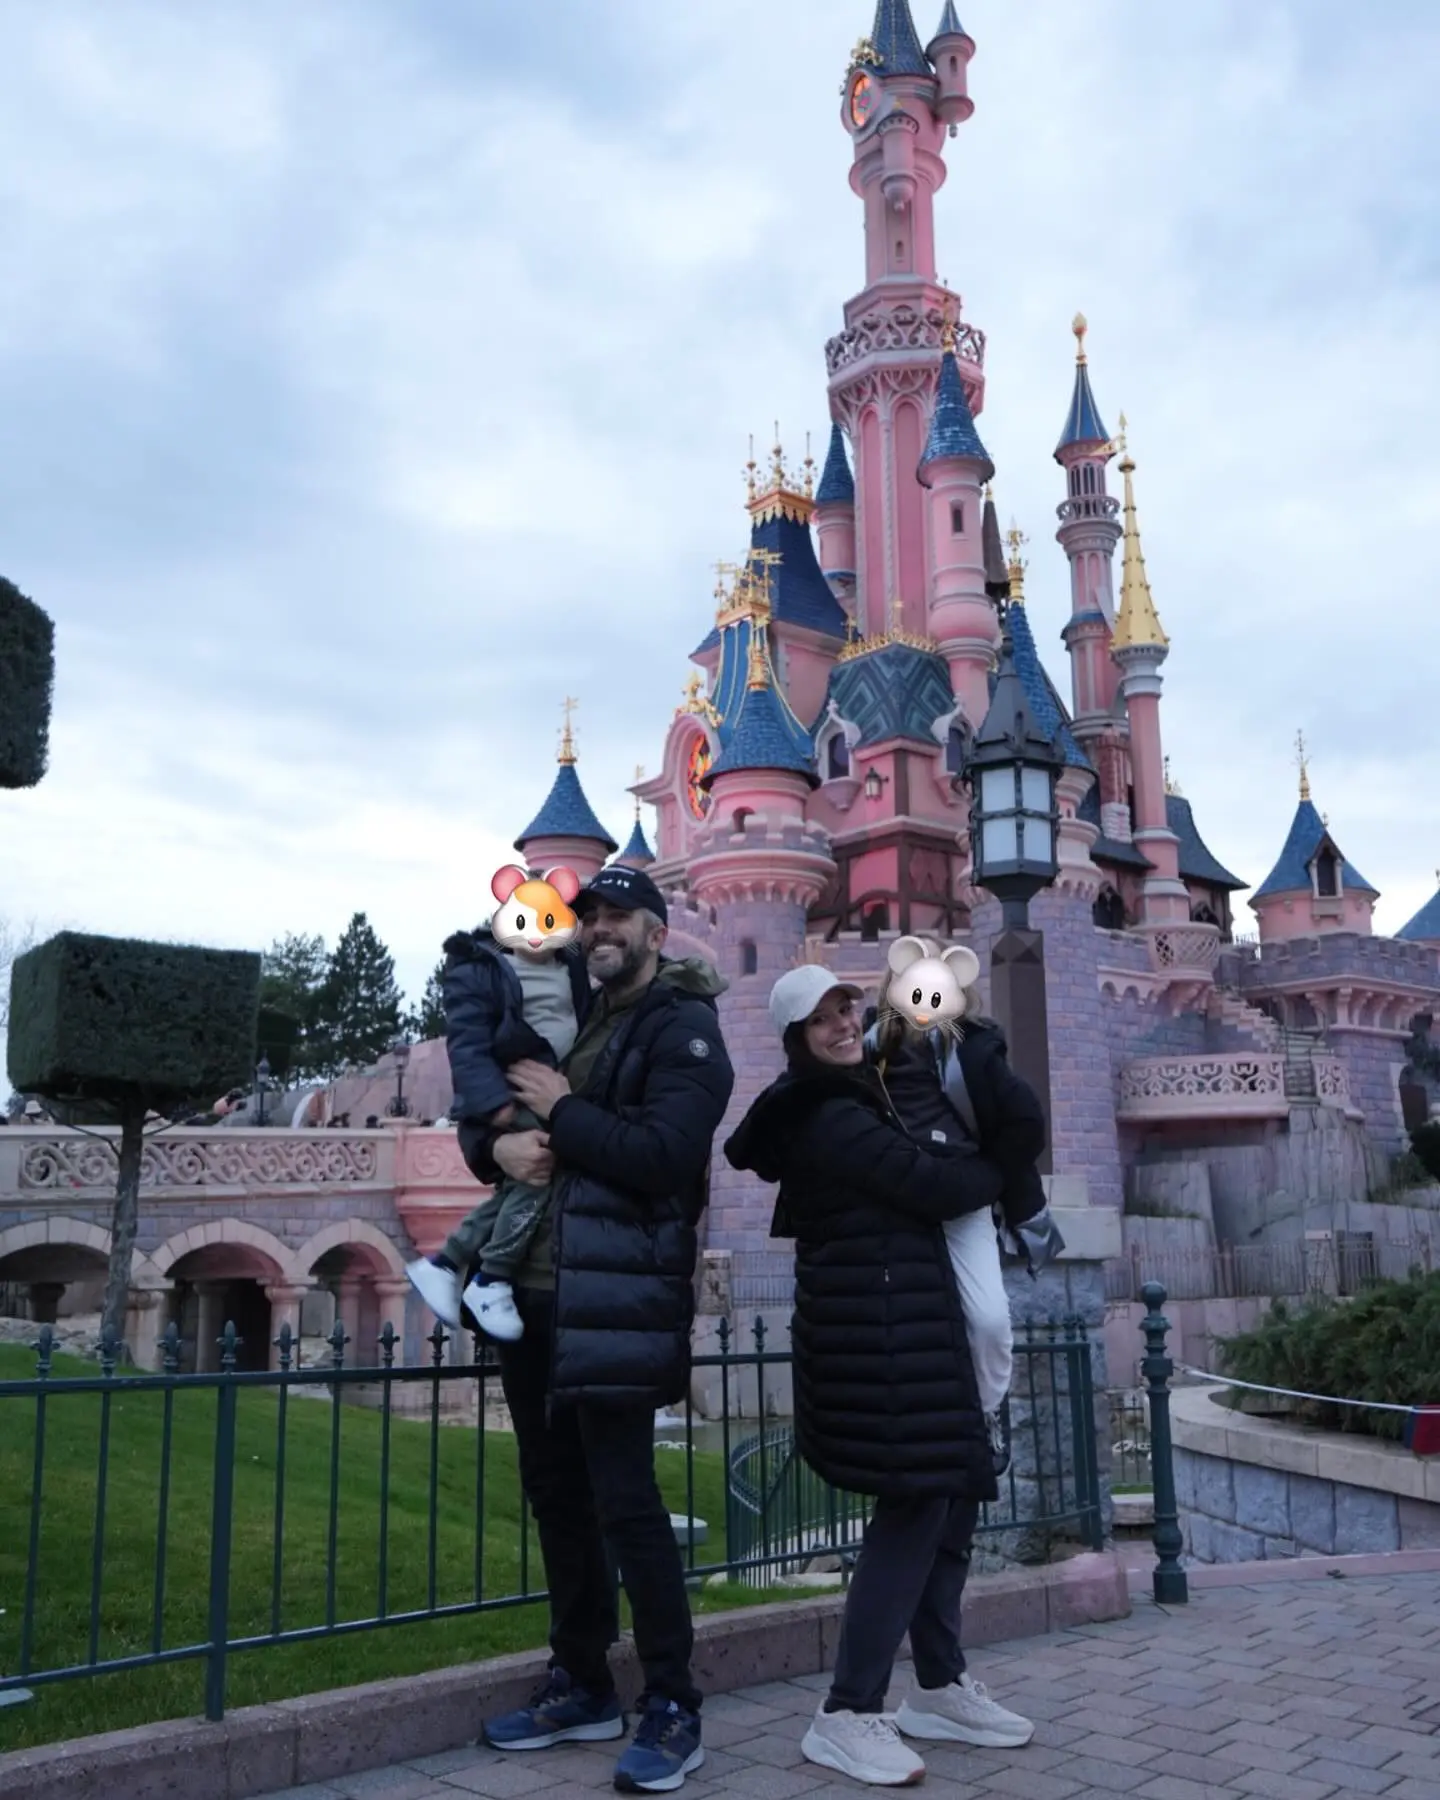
left=263, top=1572, right=1440, bottom=1800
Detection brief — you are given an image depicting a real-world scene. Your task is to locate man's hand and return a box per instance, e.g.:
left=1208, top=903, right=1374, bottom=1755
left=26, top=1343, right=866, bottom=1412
left=493, top=1129, right=555, bottom=1186
left=507, top=1060, right=571, bottom=1122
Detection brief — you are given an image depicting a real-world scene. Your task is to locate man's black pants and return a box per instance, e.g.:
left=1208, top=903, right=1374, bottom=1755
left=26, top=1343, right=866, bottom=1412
left=497, top=1287, right=701, bottom=1713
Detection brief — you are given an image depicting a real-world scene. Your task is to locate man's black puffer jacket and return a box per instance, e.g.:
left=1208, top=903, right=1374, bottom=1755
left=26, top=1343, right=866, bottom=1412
left=544, top=959, right=734, bottom=1408
left=724, top=1064, right=1003, bottom=1504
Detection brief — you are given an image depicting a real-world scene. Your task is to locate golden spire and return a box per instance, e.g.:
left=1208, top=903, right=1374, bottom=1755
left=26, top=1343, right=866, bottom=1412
left=746, top=633, right=770, bottom=691
left=743, top=436, right=759, bottom=503
left=1164, top=755, right=1182, bottom=797
left=801, top=430, right=815, bottom=500
left=558, top=696, right=579, bottom=764
left=770, top=421, right=787, bottom=492
left=1295, top=730, right=1311, bottom=803
left=1005, top=523, right=1028, bottom=604
left=1073, top=312, right=1089, bottom=364
left=1111, top=429, right=1169, bottom=651
left=634, top=765, right=644, bottom=820
left=941, top=293, right=960, bottom=356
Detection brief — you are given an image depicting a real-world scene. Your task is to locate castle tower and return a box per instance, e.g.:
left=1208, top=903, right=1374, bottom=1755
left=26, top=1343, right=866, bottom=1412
left=1250, top=739, right=1378, bottom=942
left=614, top=765, right=657, bottom=870
left=1398, top=874, right=1440, bottom=948
left=920, top=329, right=998, bottom=727
left=1055, top=318, right=1127, bottom=845
left=688, top=637, right=835, bottom=1251
left=813, top=423, right=858, bottom=606
left=1109, top=440, right=1187, bottom=926
left=513, top=699, right=618, bottom=885
left=831, top=0, right=986, bottom=646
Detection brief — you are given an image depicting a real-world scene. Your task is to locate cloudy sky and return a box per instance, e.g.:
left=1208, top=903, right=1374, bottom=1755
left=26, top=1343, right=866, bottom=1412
left=1, top=0, right=1438, bottom=1009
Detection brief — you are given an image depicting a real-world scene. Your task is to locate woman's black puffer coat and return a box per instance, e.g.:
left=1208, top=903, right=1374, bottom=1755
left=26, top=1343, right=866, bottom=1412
left=724, top=1065, right=1005, bottom=1505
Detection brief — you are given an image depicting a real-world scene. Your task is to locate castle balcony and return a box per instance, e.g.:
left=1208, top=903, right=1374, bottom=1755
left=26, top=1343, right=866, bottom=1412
left=1142, top=921, right=1222, bottom=979
left=1056, top=495, right=1120, bottom=525
left=1116, top=1053, right=1288, bottom=1124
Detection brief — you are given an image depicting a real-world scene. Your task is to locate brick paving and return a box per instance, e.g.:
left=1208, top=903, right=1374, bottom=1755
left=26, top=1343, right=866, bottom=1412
left=259, top=1572, right=1440, bottom=1799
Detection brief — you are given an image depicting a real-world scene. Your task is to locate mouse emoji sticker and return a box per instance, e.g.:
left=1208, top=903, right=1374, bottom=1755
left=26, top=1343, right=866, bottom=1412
left=489, top=864, right=581, bottom=960
left=882, top=934, right=981, bottom=1037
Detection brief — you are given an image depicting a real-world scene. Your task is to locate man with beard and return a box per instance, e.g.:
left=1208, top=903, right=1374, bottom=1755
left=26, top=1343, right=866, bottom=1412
left=451, top=865, right=733, bottom=1794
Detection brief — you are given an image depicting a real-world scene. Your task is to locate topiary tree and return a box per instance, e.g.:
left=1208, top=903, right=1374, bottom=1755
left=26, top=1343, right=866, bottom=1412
left=0, top=574, right=55, bottom=790
left=7, top=932, right=261, bottom=1345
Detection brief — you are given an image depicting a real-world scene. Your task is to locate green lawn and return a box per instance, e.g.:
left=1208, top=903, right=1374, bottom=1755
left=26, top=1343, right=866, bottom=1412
left=0, top=1344, right=773, bottom=1750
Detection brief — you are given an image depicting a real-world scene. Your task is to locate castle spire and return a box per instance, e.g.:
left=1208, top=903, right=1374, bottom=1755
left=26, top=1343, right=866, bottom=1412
left=815, top=422, right=855, bottom=507
left=1055, top=313, right=1112, bottom=456
left=1005, top=523, right=1028, bottom=606
left=557, top=694, right=579, bottom=765
left=1111, top=431, right=1168, bottom=651
left=920, top=351, right=993, bottom=479
left=867, top=0, right=931, bottom=75
left=929, top=0, right=965, bottom=46
left=982, top=488, right=1009, bottom=601
left=1295, top=729, right=1311, bottom=803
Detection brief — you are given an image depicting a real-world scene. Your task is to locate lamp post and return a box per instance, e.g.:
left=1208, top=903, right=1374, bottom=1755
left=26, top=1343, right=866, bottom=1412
left=388, top=1038, right=411, bottom=1120
left=255, top=1056, right=272, bottom=1129
left=960, top=625, right=1063, bottom=1172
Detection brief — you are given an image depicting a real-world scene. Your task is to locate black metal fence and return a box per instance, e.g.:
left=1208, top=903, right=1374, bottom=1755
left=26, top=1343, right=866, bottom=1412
left=0, top=1312, right=1106, bottom=1727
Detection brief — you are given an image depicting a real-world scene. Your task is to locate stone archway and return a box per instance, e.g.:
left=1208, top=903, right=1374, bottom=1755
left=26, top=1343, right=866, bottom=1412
left=155, top=1220, right=295, bottom=1375
left=0, top=1216, right=110, bottom=1325
left=296, top=1221, right=411, bottom=1369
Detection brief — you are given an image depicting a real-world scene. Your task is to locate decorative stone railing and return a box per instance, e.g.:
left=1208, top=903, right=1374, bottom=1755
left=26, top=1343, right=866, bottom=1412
left=0, top=1126, right=397, bottom=1200
left=1142, top=922, right=1222, bottom=977
left=1116, top=1054, right=1288, bottom=1123
left=1312, top=1056, right=1350, bottom=1106
left=1056, top=495, right=1120, bottom=525
left=825, top=303, right=986, bottom=378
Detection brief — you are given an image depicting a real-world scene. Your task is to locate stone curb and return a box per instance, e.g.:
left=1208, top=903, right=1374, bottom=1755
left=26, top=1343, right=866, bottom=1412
left=0, top=1552, right=1129, bottom=1800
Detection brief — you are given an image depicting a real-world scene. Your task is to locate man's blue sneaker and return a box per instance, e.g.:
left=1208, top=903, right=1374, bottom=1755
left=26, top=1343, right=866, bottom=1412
left=613, top=1697, right=704, bottom=1793
left=482, top=1666, right=624, bottom=1751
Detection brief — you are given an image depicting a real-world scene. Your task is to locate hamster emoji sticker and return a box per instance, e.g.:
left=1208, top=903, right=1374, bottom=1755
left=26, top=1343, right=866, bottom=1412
left=489, top=864, right=581, bottom=960
left=882, top=934, right=982, bottom=1038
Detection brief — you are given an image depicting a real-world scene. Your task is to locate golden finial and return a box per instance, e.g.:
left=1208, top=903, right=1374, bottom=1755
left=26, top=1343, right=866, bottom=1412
left=1295, top=730, right=1311, bottom=803
left=1073, top=312, right=1088, bottom=364
left=940, top=292, right=960, bottom=356
left=802, top=430, right=815, bottom=500
left=558, top=695, right=579, bottom=765
left=1164, top=755, right=1183, bottom=798
left=769, top=420, right=787, bottom=492
left=1111, top=431, right=1169, bottom=652
left=633, top=764, right=645, bottom=820
left=1112, top=409, right=1129, bottom=461
left=746, top=634, right=769, bottom=691
left=887, top=595, right=904, bottom=638
left=744, top=435, right=758, bottom=503
left=849, top=35, right=881, bottom=71
left=984, top=480, right=993, bottom=502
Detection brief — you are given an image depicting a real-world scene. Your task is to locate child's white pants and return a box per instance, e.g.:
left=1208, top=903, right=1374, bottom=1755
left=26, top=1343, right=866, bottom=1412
left=942, top=1208, right=1013, bottom=1416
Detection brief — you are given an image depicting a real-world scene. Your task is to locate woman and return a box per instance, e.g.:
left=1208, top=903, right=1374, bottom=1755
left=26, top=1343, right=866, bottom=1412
left=724, top=964, right=1035, bottom=1789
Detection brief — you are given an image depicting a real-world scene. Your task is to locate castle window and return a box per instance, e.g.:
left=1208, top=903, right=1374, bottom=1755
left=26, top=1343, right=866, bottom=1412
left=945, top=724, right=969, bottom=774
left=1068, top=468, right=1079, bottom=497
left=949, top=55, right=958, bottom=74
left=731, top=807, right=753, bottom=835
left=826, top=733, right=850, bottom=779
left=740, top=941, right=758, bottom=976
left=1082, top=464, right=1096, bottom=494
left=1191, top=903, right=1219, bottom=926
left=1315, top=849, right=1340, bottom=898
left=950, top=502, right=965, bottom=536
left=860, top=903, right=889, bottom=942
left=1093, top=887, right=1126, bottom=931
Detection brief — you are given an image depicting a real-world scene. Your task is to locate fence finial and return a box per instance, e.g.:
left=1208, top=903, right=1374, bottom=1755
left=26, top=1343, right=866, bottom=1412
left=1140, top=1283, right=1189, bottom=1606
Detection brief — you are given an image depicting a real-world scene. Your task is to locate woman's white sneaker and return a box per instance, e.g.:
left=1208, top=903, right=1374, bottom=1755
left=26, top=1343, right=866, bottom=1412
left=895, top=1673, right=1034, bottom=1748
left=801, top=1705, right=925, bottom=1786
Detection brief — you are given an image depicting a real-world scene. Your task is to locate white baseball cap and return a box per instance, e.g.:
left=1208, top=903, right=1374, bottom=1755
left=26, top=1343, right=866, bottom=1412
left=769, top=965, right=865, bottom=1039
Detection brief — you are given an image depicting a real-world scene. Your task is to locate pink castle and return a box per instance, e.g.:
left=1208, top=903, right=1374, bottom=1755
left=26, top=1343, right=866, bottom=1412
left=510, top=0, right=1440, bottom=1297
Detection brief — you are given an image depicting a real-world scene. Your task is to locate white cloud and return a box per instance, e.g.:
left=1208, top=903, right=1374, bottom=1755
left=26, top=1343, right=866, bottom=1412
left=1, top=0, right=1438, bottom=1010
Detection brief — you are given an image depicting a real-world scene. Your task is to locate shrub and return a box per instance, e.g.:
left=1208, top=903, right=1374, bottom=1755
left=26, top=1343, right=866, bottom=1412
left=1218, top=1269, right=1440, bottom=1442
left=7, top=933, right=261, bottom=1346
left=0, top=574, right=55, bottom=789
left=1410, top=1121, right=1440, bottom=1183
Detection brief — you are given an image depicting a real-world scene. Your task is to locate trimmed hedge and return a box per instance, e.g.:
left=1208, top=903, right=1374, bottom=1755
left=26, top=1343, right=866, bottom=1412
left=1218, top=1268, right=1440, bottom=1442
left=0, top=574, right=55, bottom=790
left=7, top=932, right=261, bottom=1109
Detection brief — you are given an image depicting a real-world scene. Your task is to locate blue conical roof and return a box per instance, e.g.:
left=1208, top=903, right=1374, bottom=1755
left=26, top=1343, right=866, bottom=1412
left=1398, top=885, right=1440, bottom=943
left=920, top=351, right=993, bottom=477
left=1252, top=800, right=1376, bottom=900
left=704, top=679, right=819, bottom=788
left=691, top=504, right=849, bottom=657
left=617, top=817, right=655, bottom=866
left=1002, top=601, right=1089, bottom=771
left=815, top=424, right=855, bottom=507
left=514, top=762, right=618, bottom=853
left=928, top=0, right=966, bottom=47
left=1055, top=359, right=1110, bottom=457
left=868, top=0, right=931, bottom=75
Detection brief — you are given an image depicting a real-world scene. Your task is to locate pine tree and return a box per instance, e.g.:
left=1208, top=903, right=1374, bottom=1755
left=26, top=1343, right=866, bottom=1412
left=259, top=932, right=328, bottom=1079
left=314, top=913, right=402, bottom=1074
left=414, top=959, right=446, bottom=1040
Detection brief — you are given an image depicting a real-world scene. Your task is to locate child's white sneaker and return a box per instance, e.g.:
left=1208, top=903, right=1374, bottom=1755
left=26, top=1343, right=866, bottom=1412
left=406, top=1257, right=462, bottom=1328
left=463, top=1277, right=524, bottom=1342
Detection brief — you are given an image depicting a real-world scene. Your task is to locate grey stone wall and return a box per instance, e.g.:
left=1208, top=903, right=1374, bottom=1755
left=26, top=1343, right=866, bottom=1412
left=1175, top=1444, right=1440, bottom=1562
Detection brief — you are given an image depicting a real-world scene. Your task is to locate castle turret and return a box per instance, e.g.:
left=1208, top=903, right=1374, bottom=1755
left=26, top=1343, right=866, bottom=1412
left=1398, top=875, right=1440, bottom=947
left=813, top=423, right=857, bottom=606
left=1055, top=317, right=1123, bottom=755
left=920, top=330, right=997, bottom=728
left=614, top=765, right=657, bottom=870
left=926, top=3, right=975, bottom=134
left=513, top=700, right=617, bottom=885
left=1250, top=739, right=1378, bottom=942
left=1110, top=439, right=1188, bottom=926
